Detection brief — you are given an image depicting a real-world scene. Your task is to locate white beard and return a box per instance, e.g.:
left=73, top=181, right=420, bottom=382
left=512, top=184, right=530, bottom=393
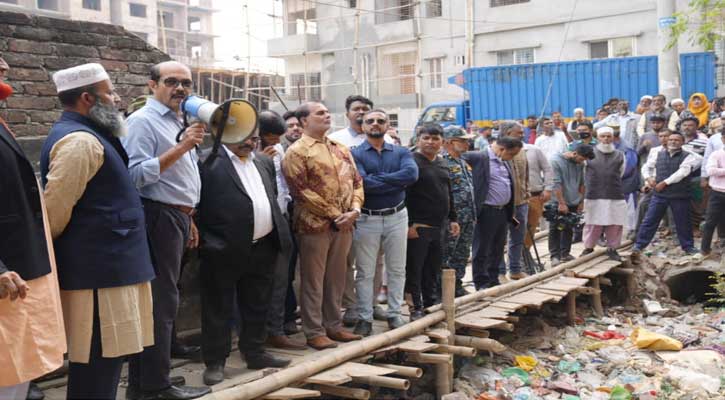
left=596, top=143, right=615, bottom=153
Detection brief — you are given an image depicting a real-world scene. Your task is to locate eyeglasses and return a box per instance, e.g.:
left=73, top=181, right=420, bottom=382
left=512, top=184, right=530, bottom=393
left=364, top=118, right=387, bottom=125
left=247, top=136, right=260, bottom=142
left=162, top=77, right=193, bottom=89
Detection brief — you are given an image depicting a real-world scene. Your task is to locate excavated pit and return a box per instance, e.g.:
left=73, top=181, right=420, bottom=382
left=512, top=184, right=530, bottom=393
left=664, top=267, right=718, bottom=304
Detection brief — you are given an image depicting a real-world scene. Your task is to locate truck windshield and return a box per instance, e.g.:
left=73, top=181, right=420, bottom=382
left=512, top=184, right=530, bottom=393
left=421, top=107, right=456, bottom=123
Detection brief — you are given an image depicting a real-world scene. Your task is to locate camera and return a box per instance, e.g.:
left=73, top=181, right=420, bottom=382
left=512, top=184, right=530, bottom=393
left=543, top=203, right=583, bottom=231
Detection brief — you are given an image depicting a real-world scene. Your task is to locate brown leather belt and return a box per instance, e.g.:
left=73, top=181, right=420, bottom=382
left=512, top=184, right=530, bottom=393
left=142, top=198, right=196, bottom=217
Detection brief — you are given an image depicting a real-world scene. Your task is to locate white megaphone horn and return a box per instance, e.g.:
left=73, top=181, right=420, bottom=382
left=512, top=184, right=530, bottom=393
left=181, top=95, right=258, bottom=144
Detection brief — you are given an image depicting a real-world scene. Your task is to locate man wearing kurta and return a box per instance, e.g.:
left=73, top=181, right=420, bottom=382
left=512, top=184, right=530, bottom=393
left=0, top=56, right=65, bottom=400
left=40, top=63, right=156, bottom=399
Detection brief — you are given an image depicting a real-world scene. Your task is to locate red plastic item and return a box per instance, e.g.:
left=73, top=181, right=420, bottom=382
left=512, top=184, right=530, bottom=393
left=583, top=330, right=626, bottom=340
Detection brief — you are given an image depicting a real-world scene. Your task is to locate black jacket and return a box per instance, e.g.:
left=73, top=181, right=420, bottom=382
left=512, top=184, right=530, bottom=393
left=0, top=122, right=51, bottom=280
left=462, top=149, right=516, bottom=221
left=197, top=151, right=292, bottom=285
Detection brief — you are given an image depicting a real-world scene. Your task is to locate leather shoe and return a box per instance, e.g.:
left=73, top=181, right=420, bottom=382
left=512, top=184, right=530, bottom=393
left=327, top=329, right=362, bottom=342
left=170, top=343, right=201, bottom=360
left=307, top=335, right=338, bottom=350
left=409, top=309, right=425, bottom=322
left=283, top=321, right=299, bottom=335
left=26, top=382, right=44, bottom=400
left=267, top=335, right=308, bottom=350
left=170, top=376, right=186, bottom=387
left=509, top=272, right=529, bottom=280
left=245, top=352, right=291, bottom=370
left=139, top=385, right=211, bottom=400
left=126, top=377, right=186, bottom=400
left=203, top=364, right=224, bottom=386
left=353, top=320, right=372, bottom=337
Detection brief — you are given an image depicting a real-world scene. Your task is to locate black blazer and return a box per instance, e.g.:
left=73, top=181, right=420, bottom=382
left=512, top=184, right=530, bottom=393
left=197, top=151, right=292, bottom=285
left=462, top=149, right=516, bottom=221
left=0, top=123, right=51, bottom=280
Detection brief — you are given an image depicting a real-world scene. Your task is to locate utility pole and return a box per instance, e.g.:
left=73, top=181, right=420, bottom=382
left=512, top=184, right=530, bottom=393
left=466, top=0, right=474, bottom=68
left=657, top=0, right=681, bottom=99
left=244, top=0, right=251, bottom=101
left=352, top=1, right=361, bottom=93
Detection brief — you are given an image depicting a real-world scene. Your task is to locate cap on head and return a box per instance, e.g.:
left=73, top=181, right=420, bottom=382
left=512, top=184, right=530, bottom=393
left=53, top=63, right=110, bottom=94
left=444, top=125, right=474, bottom=140
left=596, top=127, right=614, bottom=135
left=640, top=95, right=653, bottom=102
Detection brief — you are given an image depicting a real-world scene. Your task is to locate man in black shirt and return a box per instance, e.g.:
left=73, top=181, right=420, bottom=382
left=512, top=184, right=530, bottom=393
left=405, top=123, right=460, bottom=321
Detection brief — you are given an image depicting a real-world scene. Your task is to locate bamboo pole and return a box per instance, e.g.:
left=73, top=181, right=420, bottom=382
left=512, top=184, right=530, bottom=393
left=407, top=352, right=451, bottom=364
left=454, top=336, right=506, bottom=354
left=352, top=376, right=410, bottom=390
left=566, top=292, right=577, bottom=325
left=590, top=277, right=604, bottom=317
left=433, top=344, right=477, bottom=357
left=310, top=384, right=370, bottom=399
left=436, top=269, right=456, bottom=397
left=371, top=364, right=422, bottom=379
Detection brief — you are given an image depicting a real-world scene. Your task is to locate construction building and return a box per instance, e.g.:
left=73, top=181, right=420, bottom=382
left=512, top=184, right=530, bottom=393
left=267, top=0, right=715, bottom=140
left=0, top=0, right=218, bottom=67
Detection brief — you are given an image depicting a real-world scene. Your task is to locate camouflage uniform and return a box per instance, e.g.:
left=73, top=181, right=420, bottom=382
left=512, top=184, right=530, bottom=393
left=442, top=153, right=476, bottom=282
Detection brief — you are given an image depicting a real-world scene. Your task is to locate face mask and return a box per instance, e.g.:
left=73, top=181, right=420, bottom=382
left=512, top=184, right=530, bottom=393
left=0, top=82, right=13, bottom=100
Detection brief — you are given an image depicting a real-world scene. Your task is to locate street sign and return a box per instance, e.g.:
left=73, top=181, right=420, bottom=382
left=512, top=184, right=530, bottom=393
left=658, top=16, right=676, bottom=29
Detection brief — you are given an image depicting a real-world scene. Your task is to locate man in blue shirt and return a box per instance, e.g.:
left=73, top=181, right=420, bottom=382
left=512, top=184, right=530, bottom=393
left=122, top=61, right=209, bottom=400
left=350, top=110, right=418, bottom=335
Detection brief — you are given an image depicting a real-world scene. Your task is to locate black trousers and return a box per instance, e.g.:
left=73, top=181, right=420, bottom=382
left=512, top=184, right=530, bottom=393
left=472, top=206, right=508, bottom=290
left=128, top=200, right=190, bottom=392
left=201, top=235, right=276, bottom=366
left=547, top=204, right=578, bottom=260
left=405, top=226, right=443, bottom=309
left=702, top=189, right=725, bottom=253
left=267, top=212, right=298, bottom=336
left=67, top=291, right=124, bottom=400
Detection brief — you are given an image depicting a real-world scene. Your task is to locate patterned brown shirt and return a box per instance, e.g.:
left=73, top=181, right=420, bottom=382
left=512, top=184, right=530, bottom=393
left=511, top=148, right=530, bottom=206
left=282, top=134, right=364, bottom=233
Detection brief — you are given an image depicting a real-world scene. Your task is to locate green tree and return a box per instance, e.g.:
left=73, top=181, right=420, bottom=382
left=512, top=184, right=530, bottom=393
left=667, top=0, right=725, bottom=51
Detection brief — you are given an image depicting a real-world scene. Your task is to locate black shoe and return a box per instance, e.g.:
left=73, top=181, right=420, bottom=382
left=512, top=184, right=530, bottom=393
left=245, top=352, right=291, bottom=370
left=455, top=281, right=467, bottom=297
left=140, top=385, right=211, bottom=400
left=580, top=248, right=594, bottom=257
left=387, top=316, right=406, bottom=329
left=342, top=309, right=358, bottom=327
left=409, top=309, right=425, bottom=322
left=562, top=254, right=575, bottom=262
left=685, top=247, right=701, bottom=256
left=606, top=248, right=621, bottom=261
left=353, top=320, right=373, bottom=337
left=127, top=377, right=186, bottom=400
left=170, top=343, right=201, bottom=360
left=26, top=382, right=44, bottom=400
left=203, top=364, right=224, bottom=386
left=170, top=376, right=186, bottom=387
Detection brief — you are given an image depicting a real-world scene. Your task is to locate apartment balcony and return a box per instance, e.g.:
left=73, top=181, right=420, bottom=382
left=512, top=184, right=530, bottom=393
left=158, top=0, right=186, bottom=8
left=188, top=29, right=218, bottom=39
left=267, top=33, right=318, bottom=58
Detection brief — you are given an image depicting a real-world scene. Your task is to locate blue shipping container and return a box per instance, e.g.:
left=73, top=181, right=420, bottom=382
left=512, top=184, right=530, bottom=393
left=452, top=52, right=715, bottom=120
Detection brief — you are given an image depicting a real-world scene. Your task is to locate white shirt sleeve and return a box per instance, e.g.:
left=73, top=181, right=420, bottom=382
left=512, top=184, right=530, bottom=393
left=663, top=151, right=703, bottom=185
left=641, top=147, right=659, bottom=181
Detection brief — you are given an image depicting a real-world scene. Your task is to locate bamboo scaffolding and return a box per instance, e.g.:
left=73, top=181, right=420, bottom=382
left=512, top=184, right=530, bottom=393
left=351, top=376, right=410, bottom=390
left=371, top=364, right=422, bottom=378
left=309, top=384, right=369, bottom=400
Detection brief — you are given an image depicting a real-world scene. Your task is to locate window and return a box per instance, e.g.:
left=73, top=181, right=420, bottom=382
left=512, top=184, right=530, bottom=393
left=429, top=57, right=443, bottom=89
left=496, top=47, right=534, bottom=65
left=716, top=40, right=725, bottom=85
left=375, top=0, right=413, bottom=24
left=454, top=55, right=466, bottom=66
left=82, top=0, right=100, bottom=10
left=490, top=0, right=529, bottom=6
left=159, top=11, right=174, bottom=29
left=589, top=37, right=634, bottom=59
left=286, top=0, right=317, bottom=35
left=379, top=50, right=417, bottom=96
left=37, top=0, right=58, bottom=10
left=289, top=73, right=321, bottom=101
left=188, top=16, right=201, bottom=31
left=129, top=3, right=146, bottom=17
left=425, top=0, right=442, bottom=17
left=348, top=0, right=356, bottom=7
left=0, top=0, right=19, bottom=4
left=388, top=113, right=399, bottom=128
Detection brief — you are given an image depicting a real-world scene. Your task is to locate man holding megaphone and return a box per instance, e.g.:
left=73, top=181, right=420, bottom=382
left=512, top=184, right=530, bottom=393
left=122, top=61, right=210, bottom=400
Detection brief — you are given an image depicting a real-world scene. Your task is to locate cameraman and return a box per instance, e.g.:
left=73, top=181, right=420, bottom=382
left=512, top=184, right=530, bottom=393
left=547, top=144, right=595, bottom=266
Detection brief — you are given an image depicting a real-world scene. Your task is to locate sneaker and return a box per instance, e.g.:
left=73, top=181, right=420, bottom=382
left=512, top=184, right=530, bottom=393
left=606, top=248, right=621, bottom=261
left=550, top=257, right=561, bottom=267
left=352, top=320, right=373, bottom=337
left=387, top=315, right=406, bottom=329
left=684, top=247, right=700, bottom=256
left=562, top=254, right=575, bottom=262
left=409, top=308, right=425, bottom=322
left=342, top=308, right=358, bottom=327
left=373, top=305, right=388, bottom=321
left=580, top=248, right=594, bottom=257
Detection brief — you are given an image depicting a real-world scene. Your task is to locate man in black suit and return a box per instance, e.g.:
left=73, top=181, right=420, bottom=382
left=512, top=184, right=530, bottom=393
left=197, top=131, right=292, bottom=385
left=463, top=136, right=524, bottom=289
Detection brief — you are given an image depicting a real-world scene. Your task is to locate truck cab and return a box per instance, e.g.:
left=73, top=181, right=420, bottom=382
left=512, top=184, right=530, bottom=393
left=415, top=101, right=469, bottom=131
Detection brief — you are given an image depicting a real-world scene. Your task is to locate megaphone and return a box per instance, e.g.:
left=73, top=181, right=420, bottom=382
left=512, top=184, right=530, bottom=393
left=181, top=95, right=258, bottom=144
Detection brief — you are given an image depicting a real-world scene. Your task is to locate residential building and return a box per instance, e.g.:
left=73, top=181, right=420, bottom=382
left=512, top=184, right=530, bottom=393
left=0, top=0, right=218, bottom=66
left=267, top=0, right=717, bottom=141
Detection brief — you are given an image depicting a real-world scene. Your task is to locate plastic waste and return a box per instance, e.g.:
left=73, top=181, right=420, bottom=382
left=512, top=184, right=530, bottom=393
left=502, top=367, right=530, bottom=385
left=512, top=387, right=535, bottom=400
left=596, top=346, right=629, bottom=364
left=575, top=370, right=605, bottom=389
left=630, top=327, right=683, bottom=351
left=514, top=355, right=538, bottom=372
left=666, top=364, right=721, bottom=395
left=458, top=365, right=502, bottom=391
left=609, top=385, right=632, bottom=400
left=557, top=360, right=582, bottom=374
left=583, top=330, right=626, bottom=340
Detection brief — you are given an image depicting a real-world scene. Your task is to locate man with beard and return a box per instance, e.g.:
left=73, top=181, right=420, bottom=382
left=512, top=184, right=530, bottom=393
left=595, top=99, right=638, bottom=149
left=567, top=108, right=587, bottom=138
left=198, top=129, right=292, bottom=385
left=281, top=110, right=303, bottom=151
left=122, top=61, right=210, bottom=400
left=0, top=57, right=65, bottom=400
left=283, top=102, right=364, bottom=349
left=637, top=94, right=677, bottom=136
left=405, top=123, right=459, bottom=319
left=637, top=115, right=667, bottom=160
left=349, top=110, right=418, bottom=335
left=40, top=63, right=156, bottom=399
left=633, top=132, right=703, bottom=261
left=580, top=128, right=626, bottom=260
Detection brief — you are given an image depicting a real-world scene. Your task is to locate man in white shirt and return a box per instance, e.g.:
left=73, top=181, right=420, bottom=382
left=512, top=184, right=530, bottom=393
left=535, top=116, right=569, bottom=160
left=594, top=99, right=638, bottom=149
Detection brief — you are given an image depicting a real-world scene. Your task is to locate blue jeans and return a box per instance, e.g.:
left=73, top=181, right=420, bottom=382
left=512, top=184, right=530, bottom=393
left=353, top=208, right=408, bottom=321
left=498, top=203, right=529, bottom=275
left=635, top=194, right=693, bottom=251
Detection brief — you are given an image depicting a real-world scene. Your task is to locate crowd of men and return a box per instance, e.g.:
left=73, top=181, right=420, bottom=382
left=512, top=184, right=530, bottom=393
left=1, top=56, right=725, bottom=400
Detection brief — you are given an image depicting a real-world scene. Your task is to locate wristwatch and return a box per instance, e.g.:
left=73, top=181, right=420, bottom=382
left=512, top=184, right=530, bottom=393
left=352, top=207, right=361, bottom=215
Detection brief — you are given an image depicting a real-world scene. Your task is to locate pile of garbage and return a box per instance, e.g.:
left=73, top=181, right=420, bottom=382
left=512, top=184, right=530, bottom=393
left=453, top=307, right=725, bottom=399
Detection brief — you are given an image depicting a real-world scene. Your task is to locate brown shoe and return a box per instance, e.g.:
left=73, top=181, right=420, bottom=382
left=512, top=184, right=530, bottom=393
left=509, top=272, right=529, bottom=280
left=327, top=329, right=362, bottom=342
left=267, top=335, right=308, bottom=350
left=307, top=335, right=338, bottom=350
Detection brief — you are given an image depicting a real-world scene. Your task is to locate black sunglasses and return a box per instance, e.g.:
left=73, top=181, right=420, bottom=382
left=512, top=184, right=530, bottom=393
left=162, top=77, right=193, bottom=89
left=364, top=118, right=387, bottom=125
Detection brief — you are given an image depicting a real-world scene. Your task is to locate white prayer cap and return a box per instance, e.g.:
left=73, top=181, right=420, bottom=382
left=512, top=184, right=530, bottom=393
left=573, top=107, right=584, bottom=114
left=52, top=63, right=110, bottom=93
left=596, top=127, right=614, bottom=135
left=640, top=95, right=653, bottom=101
left=671, top=98, right=685, bottom=105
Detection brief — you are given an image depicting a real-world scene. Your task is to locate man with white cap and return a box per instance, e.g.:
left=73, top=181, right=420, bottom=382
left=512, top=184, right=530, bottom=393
left=40, top=63, right=157, bottom=399
left=580, top=127, right=627, bottom=260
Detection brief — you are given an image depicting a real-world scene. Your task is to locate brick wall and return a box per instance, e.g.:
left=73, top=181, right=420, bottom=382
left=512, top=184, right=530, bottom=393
left=0, top=10, right=171, bottom=166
